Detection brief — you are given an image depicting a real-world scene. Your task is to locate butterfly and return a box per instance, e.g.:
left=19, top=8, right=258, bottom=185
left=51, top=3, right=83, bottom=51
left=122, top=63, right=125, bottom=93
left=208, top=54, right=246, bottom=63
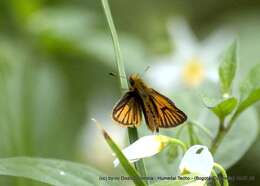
left=112, top=74, right=187, bottom=132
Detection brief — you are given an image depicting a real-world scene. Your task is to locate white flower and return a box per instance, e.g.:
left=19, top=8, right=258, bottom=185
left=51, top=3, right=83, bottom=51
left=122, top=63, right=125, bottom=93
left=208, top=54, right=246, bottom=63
left=148, top=17, right=233, bottom=90
left=179, top=145, right=214, bottom=177
left=113, top=135, right=168, bottom=167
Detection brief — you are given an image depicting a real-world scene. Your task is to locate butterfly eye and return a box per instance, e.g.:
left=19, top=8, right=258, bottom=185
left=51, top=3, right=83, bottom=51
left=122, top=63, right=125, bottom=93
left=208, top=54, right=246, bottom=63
left=129, top=78, right=135, bottom=86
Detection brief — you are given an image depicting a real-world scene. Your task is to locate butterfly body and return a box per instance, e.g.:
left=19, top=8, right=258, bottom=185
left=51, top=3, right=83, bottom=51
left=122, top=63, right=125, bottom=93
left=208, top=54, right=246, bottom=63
left=113, top=74, right=187, bottom=132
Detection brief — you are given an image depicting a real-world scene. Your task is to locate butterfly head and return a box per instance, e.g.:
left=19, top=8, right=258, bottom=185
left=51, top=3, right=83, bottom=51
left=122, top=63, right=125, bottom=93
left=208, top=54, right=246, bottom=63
left=129, top=73, right=140, bottom=85
left=129, top=73, right=143, bottom=88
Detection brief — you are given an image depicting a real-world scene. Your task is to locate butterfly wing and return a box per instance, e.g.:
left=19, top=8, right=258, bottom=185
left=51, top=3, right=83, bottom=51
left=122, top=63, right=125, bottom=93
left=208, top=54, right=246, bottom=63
left=112, top=91, right=142, bottom=127
left=149, top=89, right=187, bottom=129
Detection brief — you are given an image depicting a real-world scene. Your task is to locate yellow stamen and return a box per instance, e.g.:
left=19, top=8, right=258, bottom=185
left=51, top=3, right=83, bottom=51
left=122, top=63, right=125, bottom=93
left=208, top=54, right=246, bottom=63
left=182, top=57, right=205, bottom=87
left=180, top=167, right=191, bottom=175
left=154, top=135, right=169, bottom=151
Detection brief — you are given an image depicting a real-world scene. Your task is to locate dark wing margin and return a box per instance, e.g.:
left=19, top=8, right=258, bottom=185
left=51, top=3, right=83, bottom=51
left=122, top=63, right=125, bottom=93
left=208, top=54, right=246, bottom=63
left=150, top=89, right=187, bottom=128
left=112, top=91, right=142, bottom=127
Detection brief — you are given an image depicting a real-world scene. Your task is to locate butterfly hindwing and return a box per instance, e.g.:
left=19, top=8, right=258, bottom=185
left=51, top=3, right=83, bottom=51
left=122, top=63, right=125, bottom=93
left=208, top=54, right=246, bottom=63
left=112, top=91, right=142, bottom=127
left=112, top=74, right=187, bottom=132
left=149, top=89, right=187, bottom=128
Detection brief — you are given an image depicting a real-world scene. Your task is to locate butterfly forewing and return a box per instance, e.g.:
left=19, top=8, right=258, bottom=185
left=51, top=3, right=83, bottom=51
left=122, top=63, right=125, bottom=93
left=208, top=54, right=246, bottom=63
left=149, top=89, right=187, bottom=128
left=112, top=91, right=142, bottom=127
left=112, top=74, right=187, bottom=132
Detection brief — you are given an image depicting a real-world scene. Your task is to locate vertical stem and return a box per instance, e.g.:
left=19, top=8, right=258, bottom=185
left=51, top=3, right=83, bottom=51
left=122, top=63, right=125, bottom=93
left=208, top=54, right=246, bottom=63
left=210, top=129, right=226, bottom=155
left=210, top=112, right=239, bottom=155
left=100, top=0, right=147, bottom=178
left=211, top=118, right=225, bottom=155
left=128, top=128, right=146, bottom=173
left=187, top=124, right=195, bottom=146
left=101, top=0, right=127, bottom=90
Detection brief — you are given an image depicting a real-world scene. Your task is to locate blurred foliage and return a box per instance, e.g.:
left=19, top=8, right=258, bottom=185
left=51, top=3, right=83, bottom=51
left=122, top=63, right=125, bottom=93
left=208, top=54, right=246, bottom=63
left=0, top=157, right=117, bottom=186
left=0, top=0, right=260, bottom=186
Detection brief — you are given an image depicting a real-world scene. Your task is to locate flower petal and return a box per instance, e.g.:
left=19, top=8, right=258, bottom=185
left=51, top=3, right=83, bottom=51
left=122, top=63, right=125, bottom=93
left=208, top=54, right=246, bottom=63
left=179, top=145, right=214, bottom=177
left=147, top=58, right=182, bottom=91
left=113, top=135, right=164, bottom=167
left=167, top=17, right=198, bottom=56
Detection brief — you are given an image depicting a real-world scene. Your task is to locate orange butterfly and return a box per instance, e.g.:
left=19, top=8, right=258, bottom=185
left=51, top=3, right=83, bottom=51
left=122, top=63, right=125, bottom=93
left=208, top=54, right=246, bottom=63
left=112, top=74, right=187, bottom=132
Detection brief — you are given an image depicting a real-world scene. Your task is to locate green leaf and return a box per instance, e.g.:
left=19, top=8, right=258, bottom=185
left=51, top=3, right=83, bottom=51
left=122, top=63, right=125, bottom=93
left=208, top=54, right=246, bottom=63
left=236, top=64, right=260, bottom=115
left=219, top=41, right=237, bottom=95
left=102, top=130, right=147, bottom=186
left=0, top=157, right=116, bottom=186
left=202, top=95, right=238, bottom=121
left=212, top=98, right=238, bottom=120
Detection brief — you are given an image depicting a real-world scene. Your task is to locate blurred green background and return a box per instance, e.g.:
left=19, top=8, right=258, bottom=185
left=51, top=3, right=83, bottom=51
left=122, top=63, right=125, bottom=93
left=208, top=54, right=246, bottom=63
left=0, top=0, right=260, bottom=185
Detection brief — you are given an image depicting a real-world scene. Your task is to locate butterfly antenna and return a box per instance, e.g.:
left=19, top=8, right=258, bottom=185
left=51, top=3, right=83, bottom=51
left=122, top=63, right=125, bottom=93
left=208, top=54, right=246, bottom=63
left=140, top=66, right=150, bottom=77
left=108, top=72, right=127, bottom=79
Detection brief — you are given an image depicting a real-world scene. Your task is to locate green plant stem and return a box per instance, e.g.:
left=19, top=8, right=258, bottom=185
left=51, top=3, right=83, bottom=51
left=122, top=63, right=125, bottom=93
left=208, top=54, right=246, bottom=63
left=169, top=138, right=187, bottom=152
left=176, top=125, right=185, bottom=138
left=210, top=112, right=239, bottom=155
left=128, top=128, right=147, bottom=176
left=187, top=124, right=195, bottom=146
left=101, top=0, right=127, bottom=89
left=100, top=0, right=147, bottom=178
left=192, top=121, right=214, bottom=140
left=211, top=170, right=221, bottom=186
left=214, top=163, right=229, bottom=186
left=210, top=118, right=225, bottom=154
left=210, top=129, right=225, bottom=155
